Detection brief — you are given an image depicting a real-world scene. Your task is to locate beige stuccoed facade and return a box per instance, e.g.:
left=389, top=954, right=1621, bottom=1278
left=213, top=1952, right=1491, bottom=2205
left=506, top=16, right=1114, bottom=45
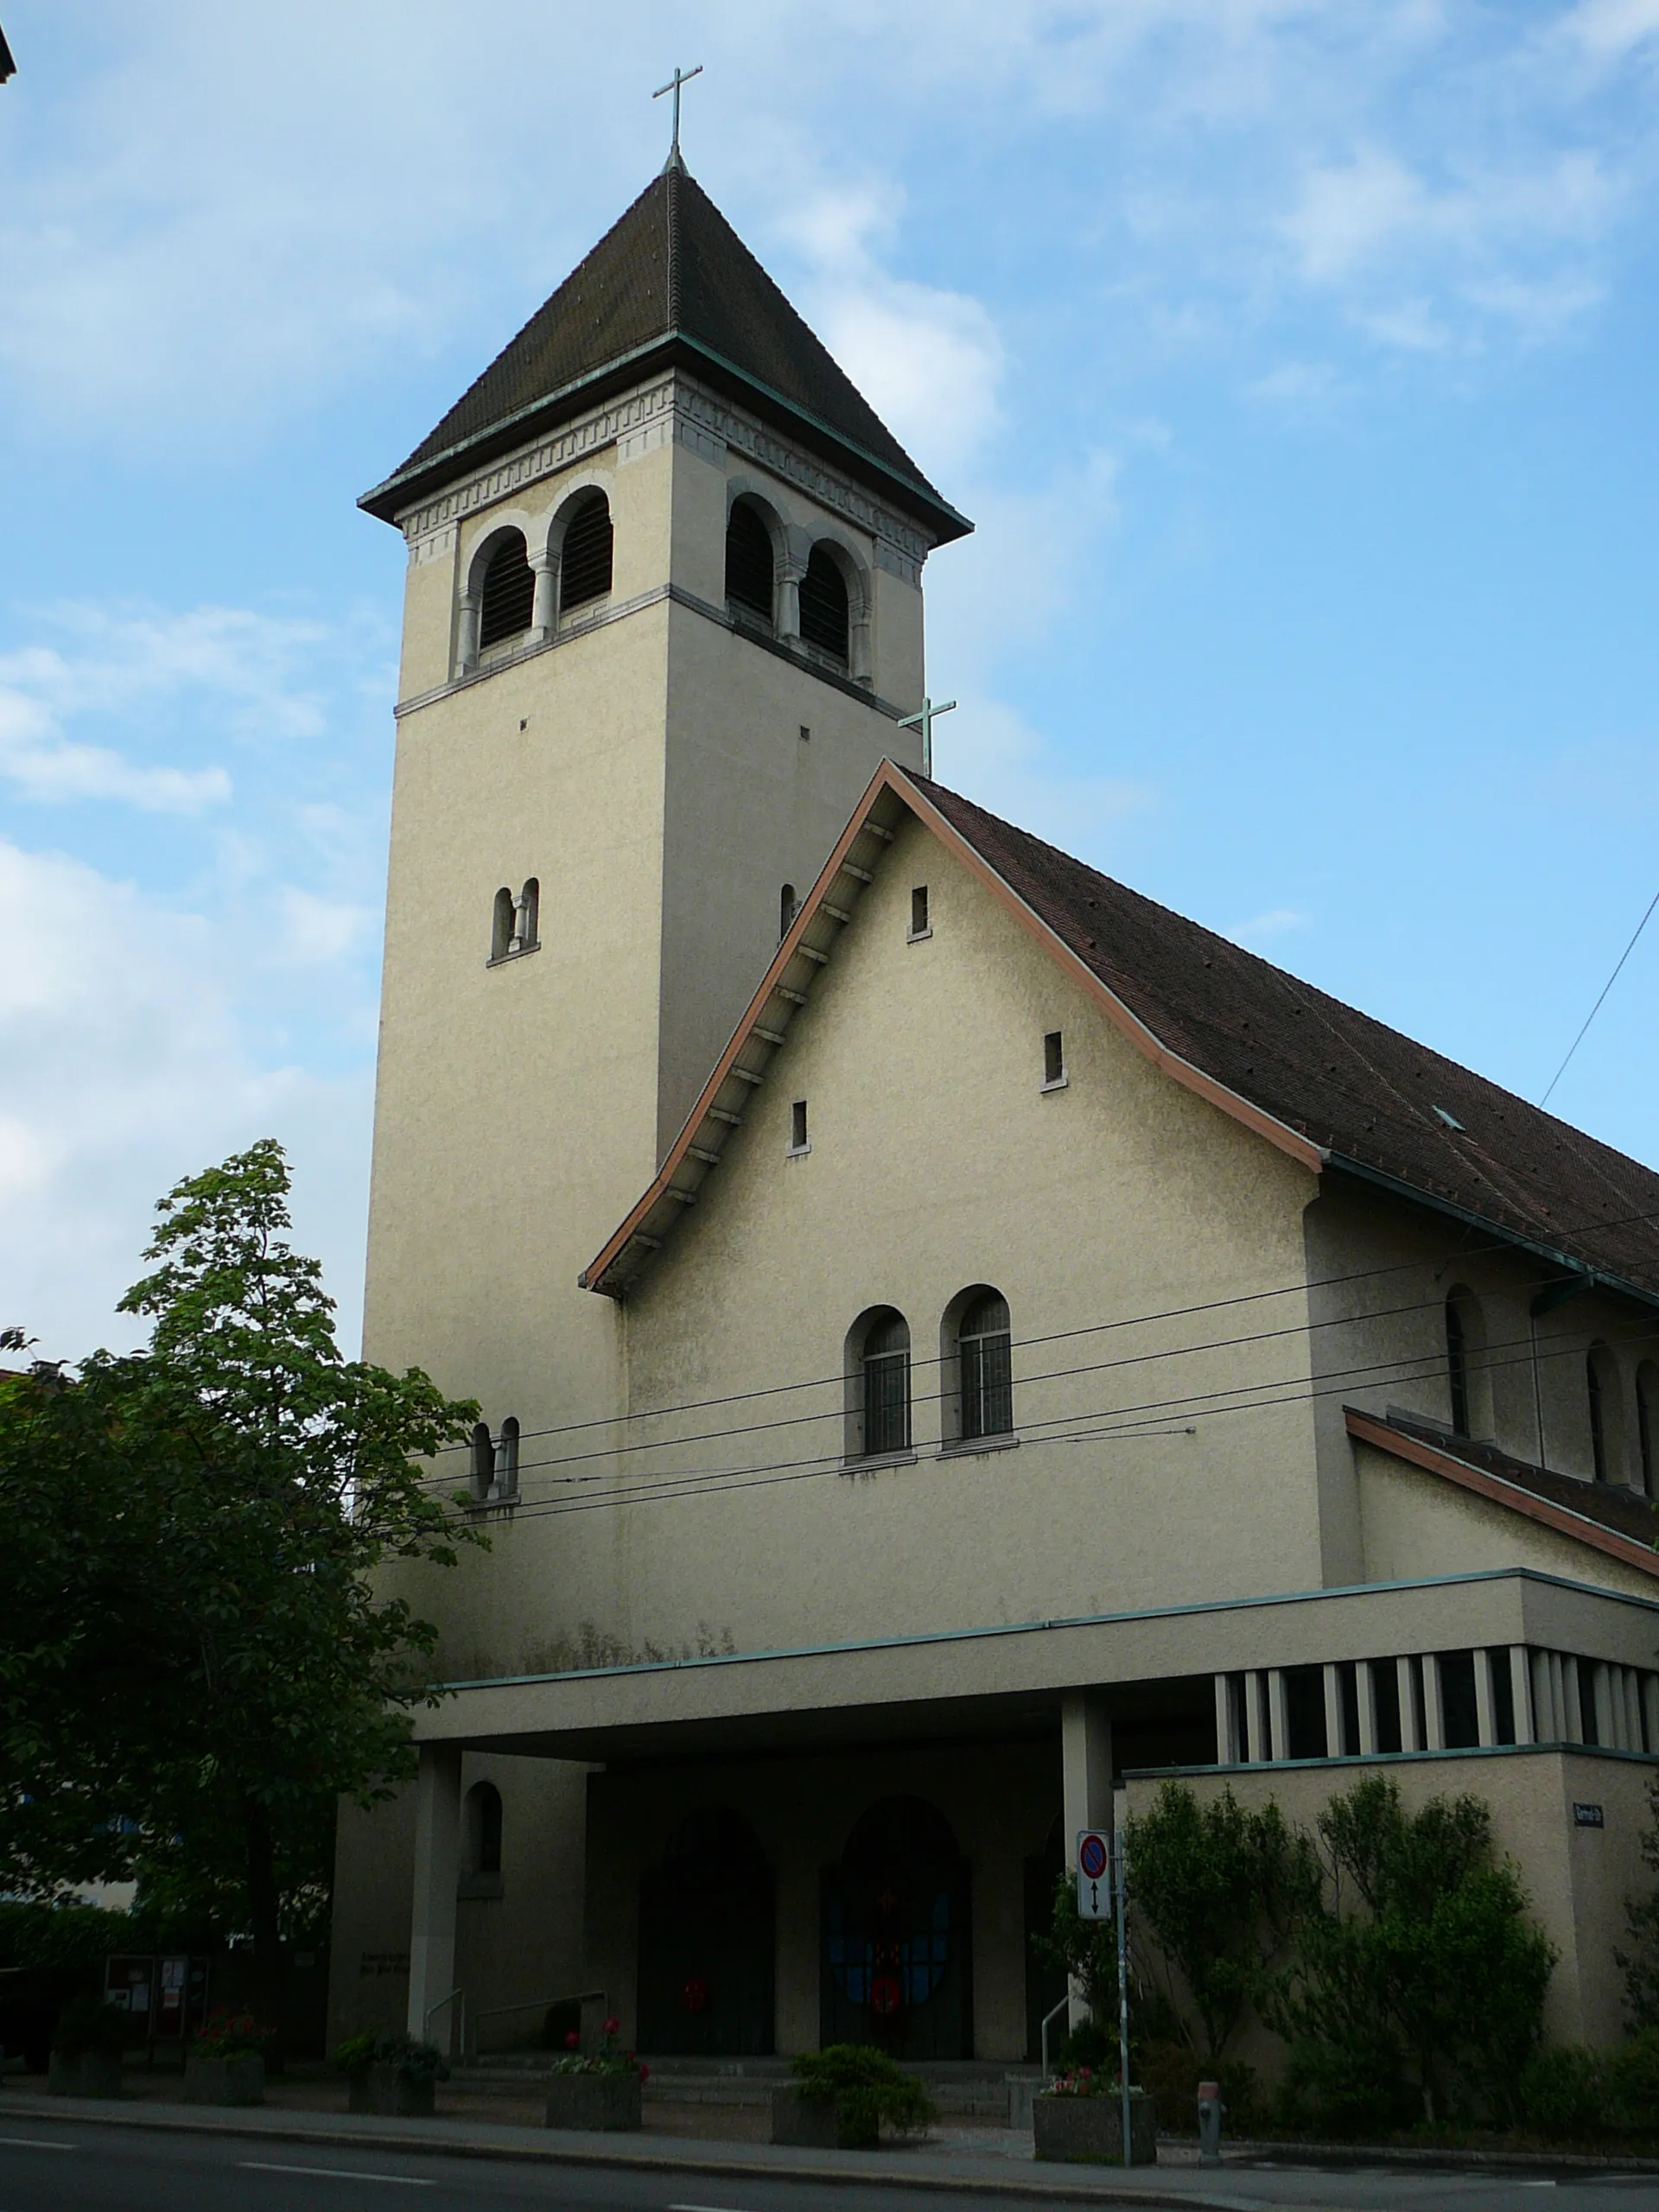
left=333, top=168, right=1659, bottom=2082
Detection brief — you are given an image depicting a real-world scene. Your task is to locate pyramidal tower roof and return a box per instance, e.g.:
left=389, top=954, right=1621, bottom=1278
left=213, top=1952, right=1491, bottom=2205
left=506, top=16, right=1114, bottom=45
left=361, top=157, right=970, bottom=542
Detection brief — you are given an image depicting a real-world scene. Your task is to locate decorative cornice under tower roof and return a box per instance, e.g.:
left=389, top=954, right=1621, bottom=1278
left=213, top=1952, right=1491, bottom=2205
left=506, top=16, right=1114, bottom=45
left=360, top=159, right=971, bottom=546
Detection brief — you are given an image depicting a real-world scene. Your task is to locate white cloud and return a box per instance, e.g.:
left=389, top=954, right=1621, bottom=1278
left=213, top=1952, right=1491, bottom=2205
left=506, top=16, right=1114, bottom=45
left=0, top=840, right=372, bottom=1363
left=1562, top=0, right=1659, bottom=61
left=0, top=685, right=229, bottom=812
left=1230, top=906, right=1309, bottom=946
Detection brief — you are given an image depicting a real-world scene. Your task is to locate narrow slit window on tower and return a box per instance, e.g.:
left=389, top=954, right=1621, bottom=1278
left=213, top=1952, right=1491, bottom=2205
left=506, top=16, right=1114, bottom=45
left=910, top=886, right=930, bottom=939
left=790, top=1099, right=809, bottom=1154
left=725, top=499, right=775, bottom=626
left=469, top=1421, right=494, bottom=1503
left=494, top=1416, right=519, bottom=1500
left=1446, top=1297, right=1471, bottom=1439
left=1043, top=1031, right=1066, bottom=1089
left=491, top=887, right=515, bottom=963
left=478, top=531, right=535, bottom=650
left=1640, top=1364, right=1658, bottom=1495
left=1589, top=1348, right=1610, bottom=1481
left=798, top=545, right=849, bottom=663
left=559, top=493, right=613, bottom=613
left=779, top=883, right=797, bottom=941
left=515, top=878, right=539, bottom=954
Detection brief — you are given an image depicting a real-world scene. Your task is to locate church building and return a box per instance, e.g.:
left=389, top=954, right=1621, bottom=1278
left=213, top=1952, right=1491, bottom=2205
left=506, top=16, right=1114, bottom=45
left=331, top=149, right=1659, bottom=2070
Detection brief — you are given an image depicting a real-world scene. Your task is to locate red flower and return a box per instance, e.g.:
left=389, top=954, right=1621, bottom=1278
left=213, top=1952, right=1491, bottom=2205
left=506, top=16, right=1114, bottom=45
left=564, top=2031, right=580, bottom=2050
left=602, top=2015, right=620, bottom=2037
left=640, top=2063, right=649, bottom=2083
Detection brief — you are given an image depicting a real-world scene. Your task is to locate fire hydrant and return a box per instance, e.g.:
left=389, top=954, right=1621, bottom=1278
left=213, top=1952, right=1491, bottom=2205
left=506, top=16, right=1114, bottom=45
left=1197, top=2080, right=1224, bottom=2167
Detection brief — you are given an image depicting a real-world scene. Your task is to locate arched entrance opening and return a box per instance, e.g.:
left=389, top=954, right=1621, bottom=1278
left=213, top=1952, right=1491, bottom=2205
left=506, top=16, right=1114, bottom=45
left=820, top=1796, right=971, bottom=2060
left=637, top=1808, right=775, bottom=2055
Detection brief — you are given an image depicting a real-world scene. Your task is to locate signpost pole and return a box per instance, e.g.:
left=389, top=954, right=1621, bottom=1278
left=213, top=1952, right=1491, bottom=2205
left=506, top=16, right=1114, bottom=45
left=1115, top=1834, right=1132, bottom=2164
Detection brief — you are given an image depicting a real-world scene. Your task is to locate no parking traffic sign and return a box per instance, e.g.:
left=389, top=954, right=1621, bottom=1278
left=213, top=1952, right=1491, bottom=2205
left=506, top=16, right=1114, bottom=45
left=1077, top=1829, right=1110, bottom=1919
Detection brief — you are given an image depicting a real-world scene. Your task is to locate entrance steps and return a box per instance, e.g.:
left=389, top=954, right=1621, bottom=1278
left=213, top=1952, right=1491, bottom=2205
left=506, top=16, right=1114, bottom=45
left=449, top=2053, right=1040, bottom=2120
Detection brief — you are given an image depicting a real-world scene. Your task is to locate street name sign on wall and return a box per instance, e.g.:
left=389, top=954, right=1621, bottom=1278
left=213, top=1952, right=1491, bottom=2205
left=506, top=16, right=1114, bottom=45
left=1077, top=1829, right=1110, bottom=1919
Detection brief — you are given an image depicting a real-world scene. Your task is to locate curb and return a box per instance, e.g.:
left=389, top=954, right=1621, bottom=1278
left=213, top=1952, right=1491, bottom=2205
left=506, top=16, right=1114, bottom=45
left=0, top=2098, right=1262, bottom=2209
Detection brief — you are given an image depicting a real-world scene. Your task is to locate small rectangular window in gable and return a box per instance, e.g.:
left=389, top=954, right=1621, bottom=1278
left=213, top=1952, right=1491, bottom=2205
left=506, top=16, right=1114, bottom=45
left=1043, top=1031, right=1066, bottom=1089
left=909, top=886, right=930, bottom=939
left=790, top=1099, right=809, bottom=1153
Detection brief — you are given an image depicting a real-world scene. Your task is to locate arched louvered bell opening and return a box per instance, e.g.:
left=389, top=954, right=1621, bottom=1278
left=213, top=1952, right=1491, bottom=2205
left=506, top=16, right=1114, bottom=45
left=799, top=545, right=849, bottom=662
left=726, top=499, right=774, bottom=626
left=560, top=493, right=613, bottom=613
left=478, top=532, right=535, bottom=649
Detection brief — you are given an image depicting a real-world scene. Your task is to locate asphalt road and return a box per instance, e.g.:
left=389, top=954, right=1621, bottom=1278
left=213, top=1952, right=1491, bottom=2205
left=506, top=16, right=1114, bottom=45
left=6, top=2121, right=1659, bottom=2212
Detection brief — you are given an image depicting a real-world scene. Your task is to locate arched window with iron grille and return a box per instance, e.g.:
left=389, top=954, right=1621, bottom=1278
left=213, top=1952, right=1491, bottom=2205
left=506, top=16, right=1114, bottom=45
left=957, top=1290, right=1013, bottom=1441
left=859, top=1310, right=911, bottom=1458
left=1639, top=1363, right=1658, bottom=1496
left=726, top=499, right=775, bottom=626
left=478, top=531, right=535, bottom=650
left=798, top=545, right=849, bottom=663
left=559, top=493, right=613, bottom=613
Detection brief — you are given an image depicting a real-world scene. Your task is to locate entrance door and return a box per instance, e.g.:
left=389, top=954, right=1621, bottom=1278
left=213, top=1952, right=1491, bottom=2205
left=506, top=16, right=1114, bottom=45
left=820, top=1796, right=971, bottom=2060
left=637, top=1808, right=775, bottom=2055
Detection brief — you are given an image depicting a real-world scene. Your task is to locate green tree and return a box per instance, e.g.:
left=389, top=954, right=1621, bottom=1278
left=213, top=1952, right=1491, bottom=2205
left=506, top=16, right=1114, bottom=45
left=1124, top=1782, right=1319, bottom=2069
left=0, top=1141, right=481, bottom=2035
left=1271, top=1776, right=1556, bottom=2127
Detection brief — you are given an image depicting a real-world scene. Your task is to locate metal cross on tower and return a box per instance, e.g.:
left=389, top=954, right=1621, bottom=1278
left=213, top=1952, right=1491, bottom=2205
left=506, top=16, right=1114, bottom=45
left=653, top=64, right=703, bottom=160
left=898, top=695, right=957, bottom=779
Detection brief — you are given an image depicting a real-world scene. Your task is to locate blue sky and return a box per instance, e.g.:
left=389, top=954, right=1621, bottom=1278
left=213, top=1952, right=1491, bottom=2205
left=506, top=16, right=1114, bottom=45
left=4, top=0, right=1659, bottom=1360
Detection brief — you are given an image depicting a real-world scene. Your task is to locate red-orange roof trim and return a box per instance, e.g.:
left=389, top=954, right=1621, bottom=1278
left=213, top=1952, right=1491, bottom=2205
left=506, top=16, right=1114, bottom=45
left=1346, top=1408, right=1659, bottom=1581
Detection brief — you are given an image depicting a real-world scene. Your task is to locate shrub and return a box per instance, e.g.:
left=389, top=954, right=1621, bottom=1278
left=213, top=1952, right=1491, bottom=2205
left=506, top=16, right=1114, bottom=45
left=1126, top=1783, right=1319, bottom=2071
left=194, top=2009, right=272, bottom=2060
left=51, top=1996, right=130, bottom=2058
left=1606, top=2028, right=1659, bottom=2134
left=1516, top=2044, right=1606, bottom=2141
left=1268, top=1777, right=1555, bottom=2126
left=333, top=2029, right=449, bottom=2085
left=791, top=2044, right=934, bottom=2136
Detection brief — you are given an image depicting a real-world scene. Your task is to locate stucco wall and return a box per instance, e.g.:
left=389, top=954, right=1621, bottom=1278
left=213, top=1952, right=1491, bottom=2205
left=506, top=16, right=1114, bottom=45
left=613, top=810, right=1325, bottom=1654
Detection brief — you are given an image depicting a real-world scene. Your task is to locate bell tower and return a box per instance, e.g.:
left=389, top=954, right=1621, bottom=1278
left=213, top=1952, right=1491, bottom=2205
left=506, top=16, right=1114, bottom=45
left=359, top=156, right=971, bottom=1517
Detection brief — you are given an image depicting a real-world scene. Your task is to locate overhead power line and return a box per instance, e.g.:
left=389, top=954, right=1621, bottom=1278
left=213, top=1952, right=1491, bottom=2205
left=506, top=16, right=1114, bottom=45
left=1541, top=885, right=1659, bottom=1109
left=425, top=1193, right=1659, bottom=1461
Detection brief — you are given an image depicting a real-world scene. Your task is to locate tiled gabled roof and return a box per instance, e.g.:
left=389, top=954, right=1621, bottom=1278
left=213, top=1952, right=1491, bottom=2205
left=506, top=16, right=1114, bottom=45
left=361, top=159, right=969, bottom=544
left=582, top=764, right=1659, bottom=1303
left=1348, top=1408, right=1659, bottom=1573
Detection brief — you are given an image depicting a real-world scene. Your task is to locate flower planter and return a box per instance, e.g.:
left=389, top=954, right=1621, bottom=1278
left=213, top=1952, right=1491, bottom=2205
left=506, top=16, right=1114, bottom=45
left=184, top=2051, right=265, bottom=2107
left=543, top=2073, right=641, bottom=2132
left=47, top=2050, right=124, bottom=2099
left=1033, top=2088, right=1157, bottom=2165
left=348, top=2063, right=436, bottom=2117
left=770, top=2084, right=879, bottom=2151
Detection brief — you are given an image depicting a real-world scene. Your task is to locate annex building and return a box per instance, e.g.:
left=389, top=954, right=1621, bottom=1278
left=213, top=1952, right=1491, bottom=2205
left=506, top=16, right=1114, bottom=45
left=330, top=150, right=1659, bottom=2068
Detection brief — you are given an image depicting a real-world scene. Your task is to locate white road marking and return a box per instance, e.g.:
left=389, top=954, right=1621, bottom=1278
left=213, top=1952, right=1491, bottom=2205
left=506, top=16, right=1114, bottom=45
left=238, top=2162, right=435, bottom=2186
left=0, top=2138, right=75, bottom=2151
left=669, top=2203, right=753, bottom=2211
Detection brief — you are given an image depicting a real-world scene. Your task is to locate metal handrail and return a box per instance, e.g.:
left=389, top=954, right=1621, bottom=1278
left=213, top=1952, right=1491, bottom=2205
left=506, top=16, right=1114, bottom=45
left=1039, top=1993, right=1070, bottom=2080
left=464, top=1987, right=607, bottom=2061
left=423, top=1986, right=464, bottom=2053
